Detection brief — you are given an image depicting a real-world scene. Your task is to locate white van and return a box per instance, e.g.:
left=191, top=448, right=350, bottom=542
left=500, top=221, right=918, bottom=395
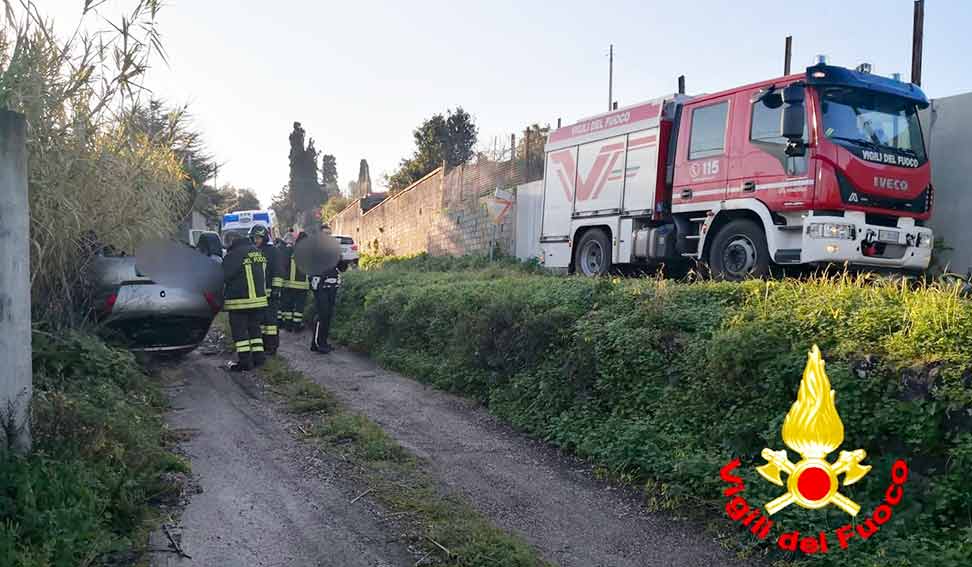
left=221, top=209, right=279, bottom=246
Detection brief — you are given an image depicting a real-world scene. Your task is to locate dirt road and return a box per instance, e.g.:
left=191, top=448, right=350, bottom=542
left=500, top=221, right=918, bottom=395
left=280, top=336, right=741, bottom=567
left=150, top=355, right=411, bottom=567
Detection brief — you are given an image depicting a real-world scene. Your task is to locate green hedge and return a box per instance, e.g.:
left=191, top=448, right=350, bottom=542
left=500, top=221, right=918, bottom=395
left=332, top=258, right=972, bottom=566
left=0, top=332, right=186, bottom=566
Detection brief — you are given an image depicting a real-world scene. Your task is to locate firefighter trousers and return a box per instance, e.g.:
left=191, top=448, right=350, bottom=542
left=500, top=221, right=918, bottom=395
left=261, top=295, right=280, bottom=354
left=311, top=287, right=337, bottom=351
left=280, top=288, right=308, bottom=329
left=228, top=309, right=265, bottom=369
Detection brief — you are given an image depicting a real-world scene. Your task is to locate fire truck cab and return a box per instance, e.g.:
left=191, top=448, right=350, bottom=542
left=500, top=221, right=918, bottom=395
left=538, top=63, right=934, bottom=278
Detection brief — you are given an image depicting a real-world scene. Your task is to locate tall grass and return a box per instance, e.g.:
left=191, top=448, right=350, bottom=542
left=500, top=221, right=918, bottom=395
left=1, top=1, right=188, bottom=326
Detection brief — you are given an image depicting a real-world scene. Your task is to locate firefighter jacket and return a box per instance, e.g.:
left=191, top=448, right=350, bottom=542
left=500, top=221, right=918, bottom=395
left=258, top=242, right=285, bottom=292
left=280, top=244, right=309, bottom=290
left=223, top=239, right=269, bottom=310
left=310, top=266, right=341, bottom=291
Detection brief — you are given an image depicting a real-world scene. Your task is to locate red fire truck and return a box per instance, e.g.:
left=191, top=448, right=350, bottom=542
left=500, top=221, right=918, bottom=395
left=538, top=62, right=934, bottom=278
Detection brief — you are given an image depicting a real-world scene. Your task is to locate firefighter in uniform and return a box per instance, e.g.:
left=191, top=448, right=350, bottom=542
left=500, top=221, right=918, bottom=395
left=222, top=232, right=268, bottom=371
left=249, top=225, right=283, bottom=355
left=279, top=231, right=310, bottom=331
left=310, top=224, right=342, bottom=353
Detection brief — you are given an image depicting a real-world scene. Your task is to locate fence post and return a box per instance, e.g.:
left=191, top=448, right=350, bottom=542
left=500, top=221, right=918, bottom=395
left=523, top=128, right=531, bottom=181
left=0, top=110, right=32, bottom=453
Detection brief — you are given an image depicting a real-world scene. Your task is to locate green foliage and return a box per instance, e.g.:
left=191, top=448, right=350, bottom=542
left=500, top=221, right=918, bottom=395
left=288, top=122, right=322, bottom=220
left=321, top=154, right=339, bottom=197
left=216, top=185, right=262, bottom=214
left=321, top=194, right=352, bottom=223
left=0, top=331, right=182, bottom=565
left=334, top=268, right=972, bottom=567
left=386, top=108, right=478, bottom=193
left=2, top=1, right=188, bottom=327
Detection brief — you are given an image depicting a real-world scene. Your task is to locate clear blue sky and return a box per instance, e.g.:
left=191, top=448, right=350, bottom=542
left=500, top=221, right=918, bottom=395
left=46, top=0, right=972, bottom=207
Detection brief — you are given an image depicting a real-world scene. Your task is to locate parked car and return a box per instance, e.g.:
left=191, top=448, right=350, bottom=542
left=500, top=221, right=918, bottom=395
left=334, top=235, right=359, bottom=270
left=90, top=254, right=221, bottom=355
left=189, top=228, right=220, bottom=247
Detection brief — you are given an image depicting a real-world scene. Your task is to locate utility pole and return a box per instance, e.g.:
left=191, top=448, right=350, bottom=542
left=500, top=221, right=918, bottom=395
left=784, top=35, right=793, bottom=75
left=608, top=44, right=614, bottom=111
left=911, top=0, right=924, bottom=86
left=0, top=110, right=31, bottom=454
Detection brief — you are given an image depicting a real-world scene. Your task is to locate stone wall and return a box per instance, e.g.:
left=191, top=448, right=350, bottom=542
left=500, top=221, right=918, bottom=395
left=330, top=161, right=522, bottom=258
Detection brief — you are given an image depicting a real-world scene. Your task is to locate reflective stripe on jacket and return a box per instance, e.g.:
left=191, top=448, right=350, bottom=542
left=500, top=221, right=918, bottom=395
left=282, top=249, right=309, bottom=290
left=223, top=240, right=269, bottom=310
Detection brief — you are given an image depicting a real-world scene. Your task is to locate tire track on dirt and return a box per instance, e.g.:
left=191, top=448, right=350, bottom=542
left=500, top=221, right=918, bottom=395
left=280, top=336, right=743, bottom=567
left=151, top=354, right=411, bottom=567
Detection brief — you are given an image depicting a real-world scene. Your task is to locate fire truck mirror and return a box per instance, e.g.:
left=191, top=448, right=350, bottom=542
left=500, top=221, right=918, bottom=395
left=780, top=86, right=806, bottom=143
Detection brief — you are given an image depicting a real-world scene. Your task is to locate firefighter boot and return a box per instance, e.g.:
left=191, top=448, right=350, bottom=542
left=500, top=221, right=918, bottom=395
left=229, top=351, right=253, bottom=372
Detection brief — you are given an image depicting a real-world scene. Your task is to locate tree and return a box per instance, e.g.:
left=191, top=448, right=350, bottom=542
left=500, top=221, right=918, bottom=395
left=271, top=184, right=298, bottom=231
left=355, top=159, right=372, bottom=198
left=216, top=185, right=261, bottom=215
left=517, top=124, right=550, bottom=179
left=321, top=194, right=351, bottom=223
left=288, top=121, right=323, bottom=227
left=126, top=99, right=220, bottom=222
left=386, top=107, right=478, bottom=193
left=320, top=154, right=338, bottom=197
left=234, top=188, right=262, bottom=211
left=346, top=180, right=359, bottom=197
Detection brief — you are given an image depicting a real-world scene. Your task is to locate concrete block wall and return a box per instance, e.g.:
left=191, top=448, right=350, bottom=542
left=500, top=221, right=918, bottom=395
left=329, top=165, right=517, bottom=258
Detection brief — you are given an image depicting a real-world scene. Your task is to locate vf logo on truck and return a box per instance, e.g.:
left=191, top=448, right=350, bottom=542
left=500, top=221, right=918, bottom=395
left=549, top=143, right=627, bottom=202
left=718, top=346, right=910, bottom=556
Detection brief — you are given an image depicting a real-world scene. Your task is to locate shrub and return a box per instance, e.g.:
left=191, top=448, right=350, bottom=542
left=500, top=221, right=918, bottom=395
left=1, top=1, right=187, bottom=327
left=0, top=332, right=183, bottom=565
left=333, top=268, right=972, bottom=567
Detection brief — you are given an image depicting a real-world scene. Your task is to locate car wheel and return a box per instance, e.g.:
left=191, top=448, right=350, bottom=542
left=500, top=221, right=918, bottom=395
left=707, top=219, right=770, bottom=280
left=574, top=229, right=612, bottom=277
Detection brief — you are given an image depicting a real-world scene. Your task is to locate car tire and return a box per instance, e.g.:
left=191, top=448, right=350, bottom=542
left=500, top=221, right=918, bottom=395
left=574, top=229, right=612, bottom=277
left=707, top=219, right=770, bottom=280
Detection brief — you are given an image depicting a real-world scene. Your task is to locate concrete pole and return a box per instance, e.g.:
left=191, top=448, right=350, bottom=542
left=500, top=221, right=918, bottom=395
left=0, top=110, right=31, bottom=453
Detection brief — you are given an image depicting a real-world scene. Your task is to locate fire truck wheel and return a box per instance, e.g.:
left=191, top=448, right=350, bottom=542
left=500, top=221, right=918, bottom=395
left=574, top=228, right=612, bottom=277
left=707, top=219, right=769, bottom=280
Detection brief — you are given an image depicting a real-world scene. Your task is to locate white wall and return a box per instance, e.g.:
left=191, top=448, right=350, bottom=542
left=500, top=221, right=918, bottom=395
left=515, top=181, right=544, bottom=261
left=923, top=92, right=972, bottom=274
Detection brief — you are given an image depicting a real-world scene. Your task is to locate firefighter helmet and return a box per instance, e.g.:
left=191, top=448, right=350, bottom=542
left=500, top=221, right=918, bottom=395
left=249, top=224, right=269, bottom=242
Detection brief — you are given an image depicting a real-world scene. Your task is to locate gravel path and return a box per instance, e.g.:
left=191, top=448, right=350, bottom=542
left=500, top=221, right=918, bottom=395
left=280, top=335, right=742, bottom=567
left=150, top=354, right=411, bottom=567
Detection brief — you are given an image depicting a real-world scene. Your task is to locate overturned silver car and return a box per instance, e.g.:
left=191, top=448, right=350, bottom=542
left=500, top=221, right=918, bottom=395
left=90, top=253, right=222, bottom=355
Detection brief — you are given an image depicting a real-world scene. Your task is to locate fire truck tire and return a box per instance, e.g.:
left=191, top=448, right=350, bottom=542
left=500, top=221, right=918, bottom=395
left=574, top=228, right=612, bottom=277
left=707, top=219, right=770, bottom=280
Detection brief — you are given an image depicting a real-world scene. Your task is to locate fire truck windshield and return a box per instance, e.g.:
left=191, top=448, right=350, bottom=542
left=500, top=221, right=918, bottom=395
left=819, top=86, right=927, bottom=163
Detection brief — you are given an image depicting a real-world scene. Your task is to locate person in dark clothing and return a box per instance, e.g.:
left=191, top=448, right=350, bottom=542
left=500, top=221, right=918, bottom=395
left=310, top=224, right=342, bottom=353
left=222, top=232, right=268, bottom=371
left=249, top=224, right=283, bottom=355
left=279, top=231, right=310, bottom=331
left=196, top=232, right=223, bottom=263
